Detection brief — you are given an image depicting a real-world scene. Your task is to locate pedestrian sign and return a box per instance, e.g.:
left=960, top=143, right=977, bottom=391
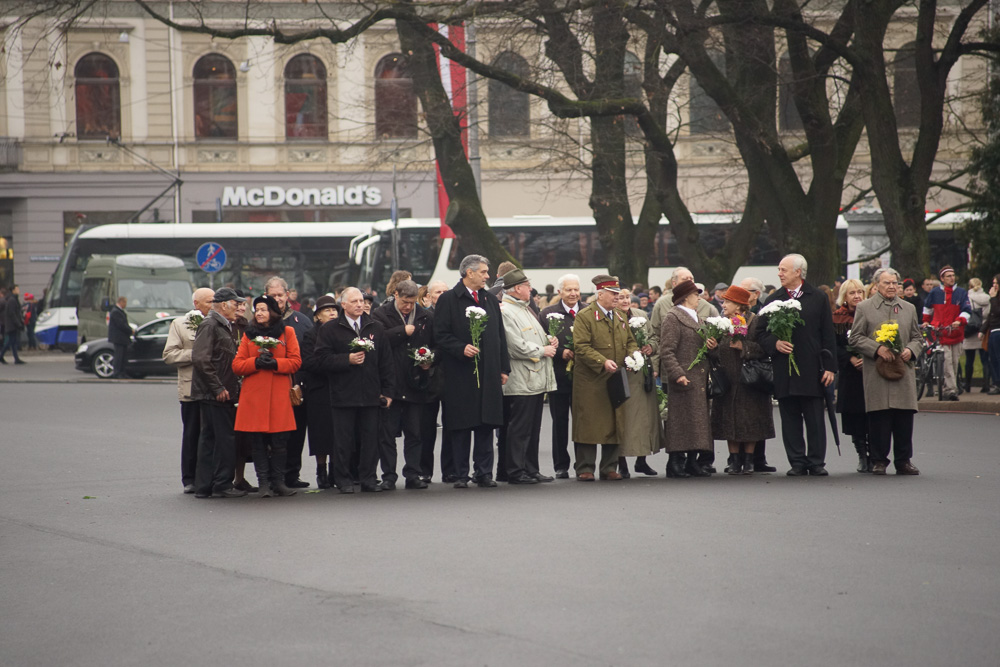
left=196, top=242, right=226, bottom=273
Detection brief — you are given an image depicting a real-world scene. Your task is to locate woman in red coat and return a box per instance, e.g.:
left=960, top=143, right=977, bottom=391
left=233, top=295, right=302, bottom=497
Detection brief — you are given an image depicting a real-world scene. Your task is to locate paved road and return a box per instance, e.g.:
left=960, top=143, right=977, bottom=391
left=2, top=379, right=999, bottom=666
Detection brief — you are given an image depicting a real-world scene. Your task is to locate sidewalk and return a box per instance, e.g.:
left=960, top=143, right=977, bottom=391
left=918, top=387, right=1000, bottom=415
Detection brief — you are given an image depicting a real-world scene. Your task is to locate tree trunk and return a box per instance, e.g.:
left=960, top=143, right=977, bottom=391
left=396, top=16, right=514, bottom=273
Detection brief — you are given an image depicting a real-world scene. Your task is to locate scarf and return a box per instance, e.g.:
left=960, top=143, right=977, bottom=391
left=832, top=305, right=854, bottom=336
left=244, top=317, right=286, bottom=341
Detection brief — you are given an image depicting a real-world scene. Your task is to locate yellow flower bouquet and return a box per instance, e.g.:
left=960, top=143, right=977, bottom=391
left=874, top=321, right=902, bottom=354
left=873, top=320, right=905, bottom=381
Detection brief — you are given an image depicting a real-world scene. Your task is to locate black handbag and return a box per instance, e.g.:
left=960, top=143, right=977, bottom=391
left=740, top=357, right=774, bottom=394
left=706, top=357, right=729, bottom=399
left=965, top=308, right=983, bottom=337
left=643, top=358, right=655, bottom=393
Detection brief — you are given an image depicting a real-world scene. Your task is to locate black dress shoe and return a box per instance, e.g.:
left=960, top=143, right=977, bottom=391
left=360, top=484, right=382, bottom=493
left=633, top=460, right=658, bottom=476
left=194, top=492, right=211, bottom=499
left=617, top=457, right=631, bottom=479
left=702, top=465, right=717, bottom=474
left=508, top=474, right=539, bottom=485
left=453, top=480, right=469, bottom=489
left=754, top=461, right=777, bottom=473
left=286, top=478, right=311, bottom=488
left=212, top=488, right=248, bottom=498
left=419, top=475, right=433, bottom=484
left=533, top=473, right=555, bottom=482
left=233, top=479, right=258, bottom=493
left=380, top=480, right=396, bottom=491
left=405, top=478, right=428, bottom=489
left=183, top=484, right=196, bottom=494
left=495, top=473, right=509, bottom=482
left=808, top=466, right=829, bottom=476
left=442, top=474, right=458, bottom=483
left=338, top=485, right=356, bottom=494
left=786, top=467, right=808, bottom=476
left=476, top=477, right=498, bottom=488
left=555, top=470, right=569, bottom=479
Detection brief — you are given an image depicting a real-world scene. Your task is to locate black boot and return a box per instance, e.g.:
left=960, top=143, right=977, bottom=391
left=316, top=461, right=330, bottom=489
left=634, top=456, right=658, bottom=476
left=742, top=452, right=754, bottom=475
left=617, top=457, right=631, bottom=479
left=666, top=453, right=690, bottom=478
left=727, top=453, right=741, bottom=475
left=251, top=436, right=273, bottom=498
left=685, top=452, right=711, bottom=477
left=270, top=446, right=297, bottom=497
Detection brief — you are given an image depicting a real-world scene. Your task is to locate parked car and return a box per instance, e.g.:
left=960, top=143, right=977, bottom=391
left=75, top=316, right=179, bottom=379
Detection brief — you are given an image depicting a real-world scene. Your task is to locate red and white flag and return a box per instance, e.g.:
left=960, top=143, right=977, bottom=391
left=430, top=22, right=467, bottom=239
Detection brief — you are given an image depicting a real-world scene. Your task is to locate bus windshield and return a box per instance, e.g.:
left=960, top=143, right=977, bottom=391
left=118, top=279, right=194, bottom=310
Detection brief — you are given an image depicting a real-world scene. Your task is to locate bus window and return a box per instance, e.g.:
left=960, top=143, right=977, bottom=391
left=79, top=277, right=109, bottom=310
left=118, top=279, right=193, bottom=310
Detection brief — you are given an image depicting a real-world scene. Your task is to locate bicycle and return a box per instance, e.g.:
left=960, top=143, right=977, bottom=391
left=915, top=325, right=953, bottom=400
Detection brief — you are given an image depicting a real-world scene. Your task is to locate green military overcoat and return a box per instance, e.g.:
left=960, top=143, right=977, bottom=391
left=572, top=302, right=638, bottom=445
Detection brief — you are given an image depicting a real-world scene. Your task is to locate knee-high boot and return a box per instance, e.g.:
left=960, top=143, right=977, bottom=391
left=251, top=434, right=273, bottom=498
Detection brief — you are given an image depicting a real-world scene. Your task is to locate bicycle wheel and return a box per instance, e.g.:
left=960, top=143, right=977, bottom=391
left=915, top=357, right=927, bottom=399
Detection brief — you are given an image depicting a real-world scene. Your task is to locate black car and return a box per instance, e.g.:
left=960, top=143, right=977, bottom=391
left=75, top=316, right=179, bottom=379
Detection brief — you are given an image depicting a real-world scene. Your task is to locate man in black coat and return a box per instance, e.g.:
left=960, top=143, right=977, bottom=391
left=537, top=273, right=581, bottom=478
left=264, top=276, right=314, bottom=488
left=755, top=254, right=837, bottom=476
left=190, top=288, right=247, bottom=498
left=434, top=254, right=511, bottom=488
left=372, top=279, right=435, bottom=490
left=313, top=287, right=396, bottom=493
left=418, top=282, right=455, bottom=483
left=107, top=296, right=132, bottom=378
left=0, top=285, right=26, bottom=364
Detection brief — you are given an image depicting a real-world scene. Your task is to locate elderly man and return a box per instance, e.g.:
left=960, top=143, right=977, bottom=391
left=538, top=273, right=582, bottom=478
left=419, top=279, right=453, bottom=483
left=372, top=279, right=434, bottom=490
left=850, top=268, right=922, bottom=475
left=163, top=287, right=214, bottom=493
left=190, top=288, right=247, bottom=498
left=571, top=274, right=638, bottom=481
left=500, top=269, right=557, bottom=484
left=425, top=281, right=448, bottom=309
left=738, top=276, right=777, bottom=473
left=264, top=276, right=313, bottom=487
left=922, top=265, right=971, bottom=401
left=434, top=254, right=510, bottom=488
left=755, top=254, right=837, bottom=476
left=313, top=287, right=395, bottom=493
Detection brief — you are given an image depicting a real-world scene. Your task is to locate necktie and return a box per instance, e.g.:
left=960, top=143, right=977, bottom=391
left=354, top=321, right=361, bottom=336
left=568, top=308, right=576, bottom=320
left=472, top=291, right=479, bottom=304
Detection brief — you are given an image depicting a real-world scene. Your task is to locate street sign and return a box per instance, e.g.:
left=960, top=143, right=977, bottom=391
left=196, top=242, right=226, bottom=273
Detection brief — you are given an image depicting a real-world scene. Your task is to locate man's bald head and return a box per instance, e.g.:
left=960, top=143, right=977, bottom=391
left=193, top=288, right=215, bottom=315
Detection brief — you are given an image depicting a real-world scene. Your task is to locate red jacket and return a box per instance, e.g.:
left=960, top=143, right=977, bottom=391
left=922, top=285, right=970, bottom=346
left=232, top=327, right=302, bottom=433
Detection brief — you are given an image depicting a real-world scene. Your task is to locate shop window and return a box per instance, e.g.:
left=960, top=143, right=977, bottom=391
left=75, top=53, right=121, bottom=140
left=488, top=52, right=530, bottom=138
left=375, top=53, right=417, bottom=139
left=893, top=43, right=919, bottom=128
left=285, top=54, right=328, bottom=139
left=689, top=52, right=729, bottom=135
left=193, top=54, right=237, bottom=139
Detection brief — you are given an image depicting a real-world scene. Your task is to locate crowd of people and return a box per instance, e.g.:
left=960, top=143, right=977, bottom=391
left=159, top=254, right=1000, bottom=499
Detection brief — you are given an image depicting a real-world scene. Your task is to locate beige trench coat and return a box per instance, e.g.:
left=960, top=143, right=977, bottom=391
left=616, top=307, right=664, bottom=456
left=849, top=294, right=924, bottom=412
left=162, top=315, right=197, bottom=401
left=572, top=302, right=638, bottom=445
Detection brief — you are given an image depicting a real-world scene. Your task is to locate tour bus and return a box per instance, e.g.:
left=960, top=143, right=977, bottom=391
left=36, top=221, right=373, bottom=348
left=76, top=254, right=194, bottom=344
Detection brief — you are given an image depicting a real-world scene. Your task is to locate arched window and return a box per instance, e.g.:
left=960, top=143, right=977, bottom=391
left=193, top=54, right=237, bottom=139
left=75, top=53, right=120, bottom=140
left=285, top=54, right=328, bottom=139
left=375, top=53, right=417, bottom=139
left=488, top=52, right=530, bottom=138
left=623, top=51, right=643, bottom=137
left=893, top=43, right=919, bottom=128
left=689, top=52, right=728, bottom=135
left=778, top=53, right=804, bottom=132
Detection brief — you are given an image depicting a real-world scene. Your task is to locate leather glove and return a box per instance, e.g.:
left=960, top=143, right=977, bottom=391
left=255, top=355, right=279, bottom=371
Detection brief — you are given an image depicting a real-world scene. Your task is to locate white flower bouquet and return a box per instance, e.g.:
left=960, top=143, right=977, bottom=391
left=251, top=336, right=282, bottom=350
left=184, top=310, right=204, bottom=332
left=687, top=316, right=734, bottom=370
left=408, top=345, right=435, bottom=366
left=624, top=350, right=648, bottom=376
left=545, top=312, right=565, bottom=338
left=349, top=337, right=375, bottom=352
left=758, top=298, right=805, bottom=375
left=466, top=306, right=488, bottom=388
left=628, top=316, right=649, bottom=347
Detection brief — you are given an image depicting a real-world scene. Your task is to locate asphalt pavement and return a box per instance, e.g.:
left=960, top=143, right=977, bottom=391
left=1, top=356, right=999, bottom=666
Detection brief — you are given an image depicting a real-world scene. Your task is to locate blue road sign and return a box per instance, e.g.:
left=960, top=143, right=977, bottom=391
left=196, top=242, right=227, bottom=273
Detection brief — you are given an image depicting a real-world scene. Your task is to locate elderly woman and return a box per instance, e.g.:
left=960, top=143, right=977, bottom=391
left=614, top=288, right=662, bottom=477
left=659, top=280, right=717, bottom=477
left=709, top=285, right=774, bottom=475
left=232, top=295, right=302, bottom=497
left=300, top=295, right=339, bottom=488
left=833, top=279, right=871, bottom=472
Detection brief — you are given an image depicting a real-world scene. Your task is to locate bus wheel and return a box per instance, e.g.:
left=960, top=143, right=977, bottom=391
left=92, top=351, right=116, bottom=379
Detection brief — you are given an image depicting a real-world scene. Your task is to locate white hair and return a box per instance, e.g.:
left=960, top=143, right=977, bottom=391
left=556, top=273, right=581, bottom=291
left=784, top=254, right=808, bottom=279
left=872, top=267, right=900, bottom=284
left=340, top=287, right=362, bottom=304
left=741, top=277, right=764, bottom=293
left=264, top=276, right=288, bottom=294
left=459, top=254, right=489, bottom=277
left=670, top=267, right=691, bottom=286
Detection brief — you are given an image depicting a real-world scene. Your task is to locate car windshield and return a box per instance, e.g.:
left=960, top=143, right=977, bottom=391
left=139, top=318, right=176, bottom=336
left=118, top=279, right=192, bottom=310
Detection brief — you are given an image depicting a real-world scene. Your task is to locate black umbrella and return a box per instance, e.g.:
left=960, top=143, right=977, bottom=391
left=820, top=349, right=842, bottom=456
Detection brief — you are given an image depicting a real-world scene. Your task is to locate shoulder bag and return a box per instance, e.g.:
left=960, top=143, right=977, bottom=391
left=706, top=357, right=729, bottom=399
left=740, top=357, right=774, bottom=394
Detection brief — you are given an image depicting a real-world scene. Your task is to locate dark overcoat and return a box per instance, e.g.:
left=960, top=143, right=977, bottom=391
left=833, top=306, right=867, bottom=436
left=433, top=281, right=510, bottom=430
left=312, top=313, right=396, bottom=408
left=299, top=325, right=333, bottom=456
left=108, top=305, right=131, bottom=346
left=755, top=282, right=837, bottom=399
left=709, top=313, right=775, bottom=442
left=538, top=301, right=577, bottom=394
left=371, top=300, right=437, bottom=403
left=658, top=308, right=712, bottom=453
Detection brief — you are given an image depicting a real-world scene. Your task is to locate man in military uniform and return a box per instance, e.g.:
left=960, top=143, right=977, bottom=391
left=571, top=275, right=638, bottom=481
